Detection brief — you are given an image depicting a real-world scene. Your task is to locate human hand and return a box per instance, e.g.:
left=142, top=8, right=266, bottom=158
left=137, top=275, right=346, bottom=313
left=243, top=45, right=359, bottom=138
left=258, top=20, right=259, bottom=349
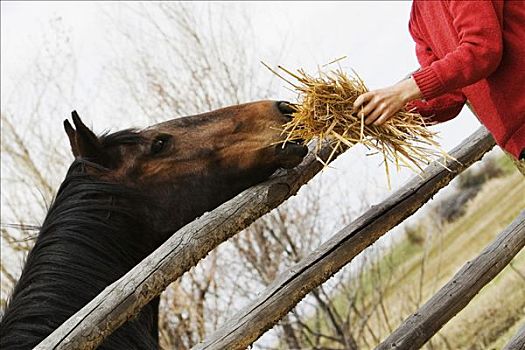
left=353, top=77, right=422, bottom=126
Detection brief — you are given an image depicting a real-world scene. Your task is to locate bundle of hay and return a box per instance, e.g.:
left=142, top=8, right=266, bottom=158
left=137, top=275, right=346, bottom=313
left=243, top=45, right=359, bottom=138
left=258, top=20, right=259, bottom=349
left=265, top=60, right=452, bottom=187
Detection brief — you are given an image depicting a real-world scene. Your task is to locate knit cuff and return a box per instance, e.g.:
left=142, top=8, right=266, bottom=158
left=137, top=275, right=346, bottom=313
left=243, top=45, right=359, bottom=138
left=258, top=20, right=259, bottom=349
left=412, top=66, right=445, bottom=100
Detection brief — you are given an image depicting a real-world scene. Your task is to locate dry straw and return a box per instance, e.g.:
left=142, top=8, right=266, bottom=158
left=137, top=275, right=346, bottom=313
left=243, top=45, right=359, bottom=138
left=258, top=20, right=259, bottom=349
left=264, top=60, right=453, bottom=188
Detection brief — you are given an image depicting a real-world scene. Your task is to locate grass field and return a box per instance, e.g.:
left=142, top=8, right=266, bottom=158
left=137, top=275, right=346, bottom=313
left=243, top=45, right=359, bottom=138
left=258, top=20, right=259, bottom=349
left=361, top=164, right=525, bottom=349
left=432, top=170, right=525, bottom=349
left=298, top=157, right=525, bottom=350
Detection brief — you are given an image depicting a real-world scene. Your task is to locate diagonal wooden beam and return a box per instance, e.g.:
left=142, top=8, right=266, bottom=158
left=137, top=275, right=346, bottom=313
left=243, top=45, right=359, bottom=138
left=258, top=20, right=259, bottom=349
left=377, top=210, right=525, bottom=350
left=35, top=130, right=347, bottom=349
left=194, top=126, right=495, bottom=350
left=503, top=322, right=525, bottom=350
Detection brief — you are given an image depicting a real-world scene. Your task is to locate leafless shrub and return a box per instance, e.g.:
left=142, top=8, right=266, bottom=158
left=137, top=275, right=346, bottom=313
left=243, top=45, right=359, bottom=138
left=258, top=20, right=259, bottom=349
left=457, top=156, right=504, bottom=190
left=1, top=17, right=76, bottom=303
left=104, top=3, right=283, bottom=347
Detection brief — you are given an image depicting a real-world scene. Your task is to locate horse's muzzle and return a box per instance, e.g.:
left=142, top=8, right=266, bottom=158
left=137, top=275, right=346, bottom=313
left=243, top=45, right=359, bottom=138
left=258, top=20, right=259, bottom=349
left=274, top=101, right=308, bottom=168
left=276, top=141, right=308, bottom=169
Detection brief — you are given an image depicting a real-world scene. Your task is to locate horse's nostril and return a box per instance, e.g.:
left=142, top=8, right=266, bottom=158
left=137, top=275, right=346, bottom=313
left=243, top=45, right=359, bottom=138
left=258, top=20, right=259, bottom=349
left=277, top=101, right=297, bottom=117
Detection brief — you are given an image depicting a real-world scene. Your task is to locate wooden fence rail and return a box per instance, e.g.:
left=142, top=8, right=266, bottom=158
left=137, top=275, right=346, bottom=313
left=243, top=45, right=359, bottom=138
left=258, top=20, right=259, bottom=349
left=36, top=132, right=349, bottom=349
left=193, top=127, right=495, bottom=350
left=377, top=210, right=525, bottom=350
left=38, top=127, right=497, bottom=350
left=503, top=323, right=525, bottom=350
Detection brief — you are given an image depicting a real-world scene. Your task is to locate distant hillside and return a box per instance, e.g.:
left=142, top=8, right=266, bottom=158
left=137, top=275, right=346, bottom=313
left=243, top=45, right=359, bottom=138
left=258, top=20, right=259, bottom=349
left=304, top=156, right=525, bottom=350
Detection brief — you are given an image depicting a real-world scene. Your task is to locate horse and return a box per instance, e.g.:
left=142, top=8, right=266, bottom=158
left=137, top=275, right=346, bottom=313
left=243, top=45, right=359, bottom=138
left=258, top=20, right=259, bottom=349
left=0, top=101, right=307, bottom=349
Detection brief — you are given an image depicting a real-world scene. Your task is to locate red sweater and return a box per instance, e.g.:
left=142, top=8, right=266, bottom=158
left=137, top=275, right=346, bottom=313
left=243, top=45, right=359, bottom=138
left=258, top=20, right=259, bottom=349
left=408, top=0, right=525, bottom=159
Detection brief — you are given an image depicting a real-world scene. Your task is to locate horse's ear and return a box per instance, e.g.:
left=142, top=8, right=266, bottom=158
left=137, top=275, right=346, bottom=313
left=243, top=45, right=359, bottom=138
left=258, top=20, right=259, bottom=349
left=64, top=111, right=109, bottom=166
left=64, top=119, right=79, bottom=157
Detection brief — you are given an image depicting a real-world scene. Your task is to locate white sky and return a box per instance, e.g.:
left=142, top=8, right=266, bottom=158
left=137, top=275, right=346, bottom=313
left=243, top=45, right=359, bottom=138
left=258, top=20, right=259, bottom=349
left=2, top=1, right=481, bottom=145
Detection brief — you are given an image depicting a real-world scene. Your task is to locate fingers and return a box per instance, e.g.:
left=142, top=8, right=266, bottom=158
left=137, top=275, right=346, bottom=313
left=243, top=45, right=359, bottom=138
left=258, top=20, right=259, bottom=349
left=353, top=92, right=373, bottom=111
left=361, top=99, right=380, bottom=122
left=354, top=88, right=403, bottom=126
left=373, top=109, right=394, bottom=126
left=355, top=92, right=384, bottom=125
left=355, top=93, right=380, bottom=124
left=364, top=103, right=384, bottom=125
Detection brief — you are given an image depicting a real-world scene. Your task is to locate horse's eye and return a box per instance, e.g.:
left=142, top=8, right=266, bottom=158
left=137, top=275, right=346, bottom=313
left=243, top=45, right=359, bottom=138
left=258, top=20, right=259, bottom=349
left=151, top=135, right=170, bottom=155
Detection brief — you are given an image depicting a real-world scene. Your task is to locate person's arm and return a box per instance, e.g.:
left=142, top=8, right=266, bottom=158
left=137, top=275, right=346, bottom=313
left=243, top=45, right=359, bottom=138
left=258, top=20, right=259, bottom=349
left=353, top=77, right=423, bottom=126
left=412, top=1, right=503, bottom=100
left=407, top=11, right=468, bottom=123
left=352, top=75, right=467, bottom=126
left=355, top=1, right=502, bottom=125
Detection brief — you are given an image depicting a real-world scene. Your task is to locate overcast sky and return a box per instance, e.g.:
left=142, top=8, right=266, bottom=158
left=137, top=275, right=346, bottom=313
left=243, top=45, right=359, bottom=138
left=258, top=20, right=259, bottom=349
left=1, top=0, right=485, bottom=244
left=2, top=3, right=489, bottom=231
left=1, top=1, right=481, bottom=144
left=1, top=1, right=488, bottom=231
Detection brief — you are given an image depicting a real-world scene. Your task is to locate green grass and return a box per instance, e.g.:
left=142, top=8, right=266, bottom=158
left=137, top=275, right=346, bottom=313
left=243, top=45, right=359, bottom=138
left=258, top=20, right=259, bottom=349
left=495, top=153, right=517, bottom=176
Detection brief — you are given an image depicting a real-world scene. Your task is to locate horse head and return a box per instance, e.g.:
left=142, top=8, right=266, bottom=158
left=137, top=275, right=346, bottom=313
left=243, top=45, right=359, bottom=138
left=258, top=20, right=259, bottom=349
left=63, top=100, right=307, bottom=245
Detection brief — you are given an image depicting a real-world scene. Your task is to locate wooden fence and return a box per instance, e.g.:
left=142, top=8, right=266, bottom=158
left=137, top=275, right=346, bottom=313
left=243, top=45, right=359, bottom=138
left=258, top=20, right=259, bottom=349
left=37, top=126, right=523, bottom=349
left=192, top=127, right=510, bottom=350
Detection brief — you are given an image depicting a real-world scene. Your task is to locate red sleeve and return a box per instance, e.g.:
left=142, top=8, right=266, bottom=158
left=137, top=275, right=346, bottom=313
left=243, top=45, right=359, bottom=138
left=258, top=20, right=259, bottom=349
left=411, top=1, right=503, bottom=100
left=409, top=19, right=439, bottom=68
left=408, top=90, right=467, bottom=124
left=408, top=9, right=467, bottom=123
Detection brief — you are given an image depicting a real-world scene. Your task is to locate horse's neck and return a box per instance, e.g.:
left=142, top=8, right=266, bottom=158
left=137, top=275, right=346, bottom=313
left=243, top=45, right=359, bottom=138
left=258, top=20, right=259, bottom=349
left=0, top=184, right=159, bottom=349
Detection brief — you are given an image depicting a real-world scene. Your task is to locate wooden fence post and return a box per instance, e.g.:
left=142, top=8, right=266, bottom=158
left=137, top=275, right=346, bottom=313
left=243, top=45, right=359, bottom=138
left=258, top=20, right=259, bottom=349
left=35, top=131, right=348, bottom=349
left=37, top=127, right=495, bottom=350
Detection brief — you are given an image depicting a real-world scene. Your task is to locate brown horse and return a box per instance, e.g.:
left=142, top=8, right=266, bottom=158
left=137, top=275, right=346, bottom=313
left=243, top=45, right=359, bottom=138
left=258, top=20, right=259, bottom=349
left=0, top=101, right=307, bottom=349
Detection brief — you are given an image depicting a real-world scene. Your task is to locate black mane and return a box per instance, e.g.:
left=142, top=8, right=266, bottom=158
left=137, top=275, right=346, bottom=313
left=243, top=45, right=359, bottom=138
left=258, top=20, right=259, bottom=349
left=0, top=158, right=160, bottom=349
left=99, top=128, right=142, bottom=148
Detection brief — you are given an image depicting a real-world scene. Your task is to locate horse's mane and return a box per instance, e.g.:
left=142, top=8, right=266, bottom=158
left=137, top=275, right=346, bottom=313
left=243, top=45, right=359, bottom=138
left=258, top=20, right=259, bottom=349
left=0, top=131, right=160, bottom=349
left=100, top=128, right=143, bottom=148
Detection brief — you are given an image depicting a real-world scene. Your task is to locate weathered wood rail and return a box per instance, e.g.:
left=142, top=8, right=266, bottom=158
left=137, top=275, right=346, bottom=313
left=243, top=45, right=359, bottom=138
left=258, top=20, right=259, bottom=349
left=193, top=127, right=495, bottom=350
left=377, top=210, right=525, bottom=350
left=38, top=126, right=501, bottom=349
left=36, top=133, right=349, bottom=349
left=504, top=323, right=525, bottom=350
